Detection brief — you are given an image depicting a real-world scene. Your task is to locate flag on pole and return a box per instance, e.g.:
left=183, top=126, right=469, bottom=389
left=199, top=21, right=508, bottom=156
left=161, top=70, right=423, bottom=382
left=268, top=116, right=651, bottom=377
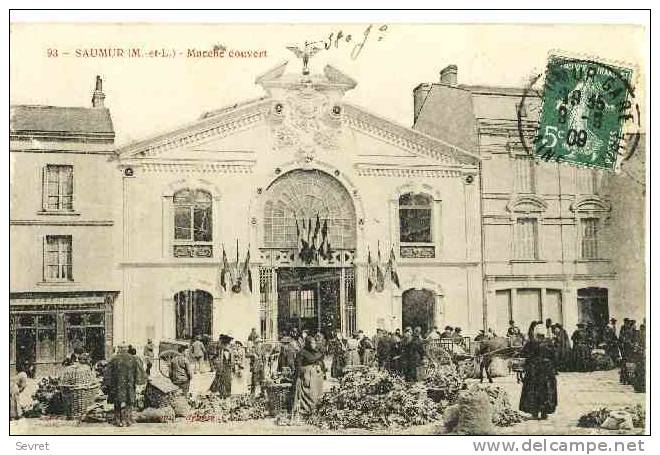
left=295, top=216, right=301, bottom=250
left=241, top=246, right=252, bottom=293
left=312, top=213, right=320, bottom=250
left=319, top=218, right=328, bottom=259
left=388, top=247, right=400, bottom=289
left=220, top=246, right=230, bottom=291
left=367, top=249, right=375, bottom=292
left=375, top=245, right=385, bottom=292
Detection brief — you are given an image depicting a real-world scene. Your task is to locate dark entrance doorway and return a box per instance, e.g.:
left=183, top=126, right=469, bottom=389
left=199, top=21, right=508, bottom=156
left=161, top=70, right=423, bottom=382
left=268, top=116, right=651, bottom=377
left=277, top=268, right=341, bottom=337
left=402, top=289, right=435, bottom=334
left=577, top=287, right=609, bottom=327
left=174, top=289, right=213, bottom=340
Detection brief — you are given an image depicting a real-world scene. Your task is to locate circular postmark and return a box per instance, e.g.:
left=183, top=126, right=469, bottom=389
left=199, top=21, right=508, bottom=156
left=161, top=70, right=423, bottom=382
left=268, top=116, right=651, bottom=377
left=517, top=55, right=641, bottom=172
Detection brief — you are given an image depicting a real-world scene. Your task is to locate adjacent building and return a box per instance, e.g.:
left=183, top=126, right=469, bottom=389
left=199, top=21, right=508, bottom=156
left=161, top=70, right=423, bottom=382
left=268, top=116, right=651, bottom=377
left=413, top=65, right=643, bottom=336
left=9, top=77, right=121, bottom=375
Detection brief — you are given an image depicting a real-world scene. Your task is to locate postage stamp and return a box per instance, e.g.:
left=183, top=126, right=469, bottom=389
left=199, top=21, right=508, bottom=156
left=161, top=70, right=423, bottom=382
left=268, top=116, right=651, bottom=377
left=533, top=55, right=636, bottom=171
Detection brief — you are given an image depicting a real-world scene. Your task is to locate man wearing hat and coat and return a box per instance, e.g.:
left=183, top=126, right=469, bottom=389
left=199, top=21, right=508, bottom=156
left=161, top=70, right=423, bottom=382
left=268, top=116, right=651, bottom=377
left=248, top=337, right=268, bottom=396
left=104, top=345, right=146, bottom=427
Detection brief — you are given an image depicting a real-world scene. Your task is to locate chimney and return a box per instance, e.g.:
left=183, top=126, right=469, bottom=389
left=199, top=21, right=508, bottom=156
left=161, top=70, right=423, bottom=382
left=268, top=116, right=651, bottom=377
left=439, top=64, right=458, bottom=86
left=91, top=75, right=105, bottom=108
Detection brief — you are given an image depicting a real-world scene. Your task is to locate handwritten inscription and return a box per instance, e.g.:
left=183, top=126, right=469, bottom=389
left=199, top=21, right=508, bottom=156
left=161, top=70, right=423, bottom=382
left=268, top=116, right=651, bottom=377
left=307, top=24, right=389, bottom=60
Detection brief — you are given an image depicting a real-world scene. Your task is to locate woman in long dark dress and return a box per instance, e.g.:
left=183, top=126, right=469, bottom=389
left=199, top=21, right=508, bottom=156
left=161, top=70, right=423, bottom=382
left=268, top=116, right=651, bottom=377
left=571, top=323, right=592, bottom=372
left=327, top=330, right=346, bottom=379
left=519, top=321, right=558, bottom=420
left=552, top=324, right=572, bottom=371
left=210, top=335, right=233, bottom=398
left=291, top=336, right=326, bottom=417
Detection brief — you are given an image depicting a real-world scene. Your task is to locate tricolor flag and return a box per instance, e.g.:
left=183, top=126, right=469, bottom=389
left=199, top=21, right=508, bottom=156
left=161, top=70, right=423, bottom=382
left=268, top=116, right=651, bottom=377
left=388, top=247, right=400, bottom=289
left=220, top=246, right=231, bottom=291
left=241, top=247, right=252, bottom=293
left=375, top=246, right=385, bottom=293
left=367, top=249, right=375, bottom=292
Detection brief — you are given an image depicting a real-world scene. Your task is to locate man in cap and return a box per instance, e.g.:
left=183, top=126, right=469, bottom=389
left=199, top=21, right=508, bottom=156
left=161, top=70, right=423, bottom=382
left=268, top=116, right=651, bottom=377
left=248, top=337, right=267, bottom=396
left=169, top=344, right=194, bottom=396
left=143, top=339, right=155, bottom=376
left=190, top=335, right=207, bottom=374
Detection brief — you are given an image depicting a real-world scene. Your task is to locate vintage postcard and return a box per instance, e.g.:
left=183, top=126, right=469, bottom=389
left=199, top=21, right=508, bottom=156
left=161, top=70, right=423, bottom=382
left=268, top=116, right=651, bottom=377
left=8, top=17, right=648, bottom=439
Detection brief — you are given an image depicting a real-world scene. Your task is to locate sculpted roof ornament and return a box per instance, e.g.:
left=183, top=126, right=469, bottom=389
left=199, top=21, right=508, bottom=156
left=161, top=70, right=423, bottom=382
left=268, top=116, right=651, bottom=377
left=286, top=42, right=322, bottom=76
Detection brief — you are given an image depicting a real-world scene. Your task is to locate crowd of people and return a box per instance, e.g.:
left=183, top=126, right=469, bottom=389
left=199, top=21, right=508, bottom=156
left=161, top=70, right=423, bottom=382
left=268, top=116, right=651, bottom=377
left=9, top=314, right=646, bottom=425
left=510, top=317, right=647, bottom=421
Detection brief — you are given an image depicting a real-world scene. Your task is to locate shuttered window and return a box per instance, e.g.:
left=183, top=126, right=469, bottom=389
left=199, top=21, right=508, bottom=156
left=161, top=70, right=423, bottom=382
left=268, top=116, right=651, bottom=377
left=43, top=165, right=73, bottom=211
left=581, top=218, right=600, bottom=259
left=515, top=218, right=538, bottom=260
left=44, top=235, right=73, bottom=281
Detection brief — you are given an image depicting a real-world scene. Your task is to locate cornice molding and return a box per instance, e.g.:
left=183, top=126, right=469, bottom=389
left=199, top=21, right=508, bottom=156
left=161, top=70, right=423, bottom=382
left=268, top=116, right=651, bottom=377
left=10, top=219, right=114, bottom=226
left=118, top=99, right=272, bottom=159
left=133, top=161, right=255, bottom=174
left=570, top=196, right=611, bottom=213
left=354, top=164, right=462, bottom=178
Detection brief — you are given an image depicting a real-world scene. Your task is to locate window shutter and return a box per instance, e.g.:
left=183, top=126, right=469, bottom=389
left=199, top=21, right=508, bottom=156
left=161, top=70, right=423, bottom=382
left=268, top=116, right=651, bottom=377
left=42, top=235, right=47, bottom=281
left=41, top=166, right=47, bottom=211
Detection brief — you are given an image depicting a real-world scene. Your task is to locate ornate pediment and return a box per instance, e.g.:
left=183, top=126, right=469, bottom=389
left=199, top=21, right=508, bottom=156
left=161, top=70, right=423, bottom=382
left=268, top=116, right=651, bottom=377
left=118, top=61, right=478, bottom=168
left=267, top=82, right=343, bottom=160
left=507, top=195, right=548, bottom=214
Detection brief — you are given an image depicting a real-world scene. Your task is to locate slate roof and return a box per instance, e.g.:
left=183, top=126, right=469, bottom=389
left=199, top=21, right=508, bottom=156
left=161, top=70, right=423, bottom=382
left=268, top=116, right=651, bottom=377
left=10, top=105, right=114, bottom=136
left=413, top=82, right=543, bottom=153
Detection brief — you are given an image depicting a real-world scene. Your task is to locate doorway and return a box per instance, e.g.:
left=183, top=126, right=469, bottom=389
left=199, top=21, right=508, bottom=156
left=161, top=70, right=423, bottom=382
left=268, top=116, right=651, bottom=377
left=277, top=268, right=341, bottom=337
left=402, top=289, right=435, bottom=334
left=174, top=289, right=213, bottom=340
left=577, top=287, right=609, bottom=327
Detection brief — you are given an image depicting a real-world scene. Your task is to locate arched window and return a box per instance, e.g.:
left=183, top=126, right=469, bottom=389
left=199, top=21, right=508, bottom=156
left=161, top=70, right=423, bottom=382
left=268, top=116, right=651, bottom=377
left=399, top=192, right=433, bottom=244
left=173, top=189, right=213, bottom=257
left=263, top=169, right=356, bottom=250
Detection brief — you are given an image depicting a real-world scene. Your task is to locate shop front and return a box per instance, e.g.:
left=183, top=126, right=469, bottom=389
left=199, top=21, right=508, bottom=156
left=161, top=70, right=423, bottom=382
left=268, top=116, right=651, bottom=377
left=9, top=291, right=117, bottom=377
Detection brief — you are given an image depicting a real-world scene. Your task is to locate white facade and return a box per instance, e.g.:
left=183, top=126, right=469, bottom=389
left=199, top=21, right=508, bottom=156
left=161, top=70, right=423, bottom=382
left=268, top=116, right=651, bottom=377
left=116, top=63, right=483, bottom=345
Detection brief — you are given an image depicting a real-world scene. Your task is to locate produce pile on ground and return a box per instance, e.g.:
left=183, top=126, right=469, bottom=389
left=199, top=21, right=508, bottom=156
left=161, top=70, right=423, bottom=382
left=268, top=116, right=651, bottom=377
left=424, top=364, right=465, bottom=402
left=187, top=393, right=269, bottom=422
left=456, top=358, right=479, bottom=379
left=460, top=384, right=525, bottom=427
left=307, top=368, right=442, bottom=430
left=443, top=389, right=494, bottom=435
left=625, top=404, right=646, bottom=429
left=578, top=404, right=645, bottom=429
left=23, top=376, right=65, bottom=417
left=577, top=407, right=611, bottom=428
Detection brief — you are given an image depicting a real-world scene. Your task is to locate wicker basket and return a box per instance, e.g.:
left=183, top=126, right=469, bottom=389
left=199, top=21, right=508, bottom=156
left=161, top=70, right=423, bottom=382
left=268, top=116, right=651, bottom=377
left=59, top=363, right=100, bottom=418
left=144, top=376, right=181, bottom=408
left=60, top=384, right=100, bottom=418
left=264, top=383, right=292, bottom=416
left=426, top=387, right=451, bottom=403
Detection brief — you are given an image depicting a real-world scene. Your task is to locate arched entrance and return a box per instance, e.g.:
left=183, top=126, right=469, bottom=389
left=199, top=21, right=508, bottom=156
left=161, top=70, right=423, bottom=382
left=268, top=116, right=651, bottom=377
left=402, top=288, right=435, bottom=334
left=259, top=169, right=357, bottom=338
left=174, top=289, right=212, bottom=340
